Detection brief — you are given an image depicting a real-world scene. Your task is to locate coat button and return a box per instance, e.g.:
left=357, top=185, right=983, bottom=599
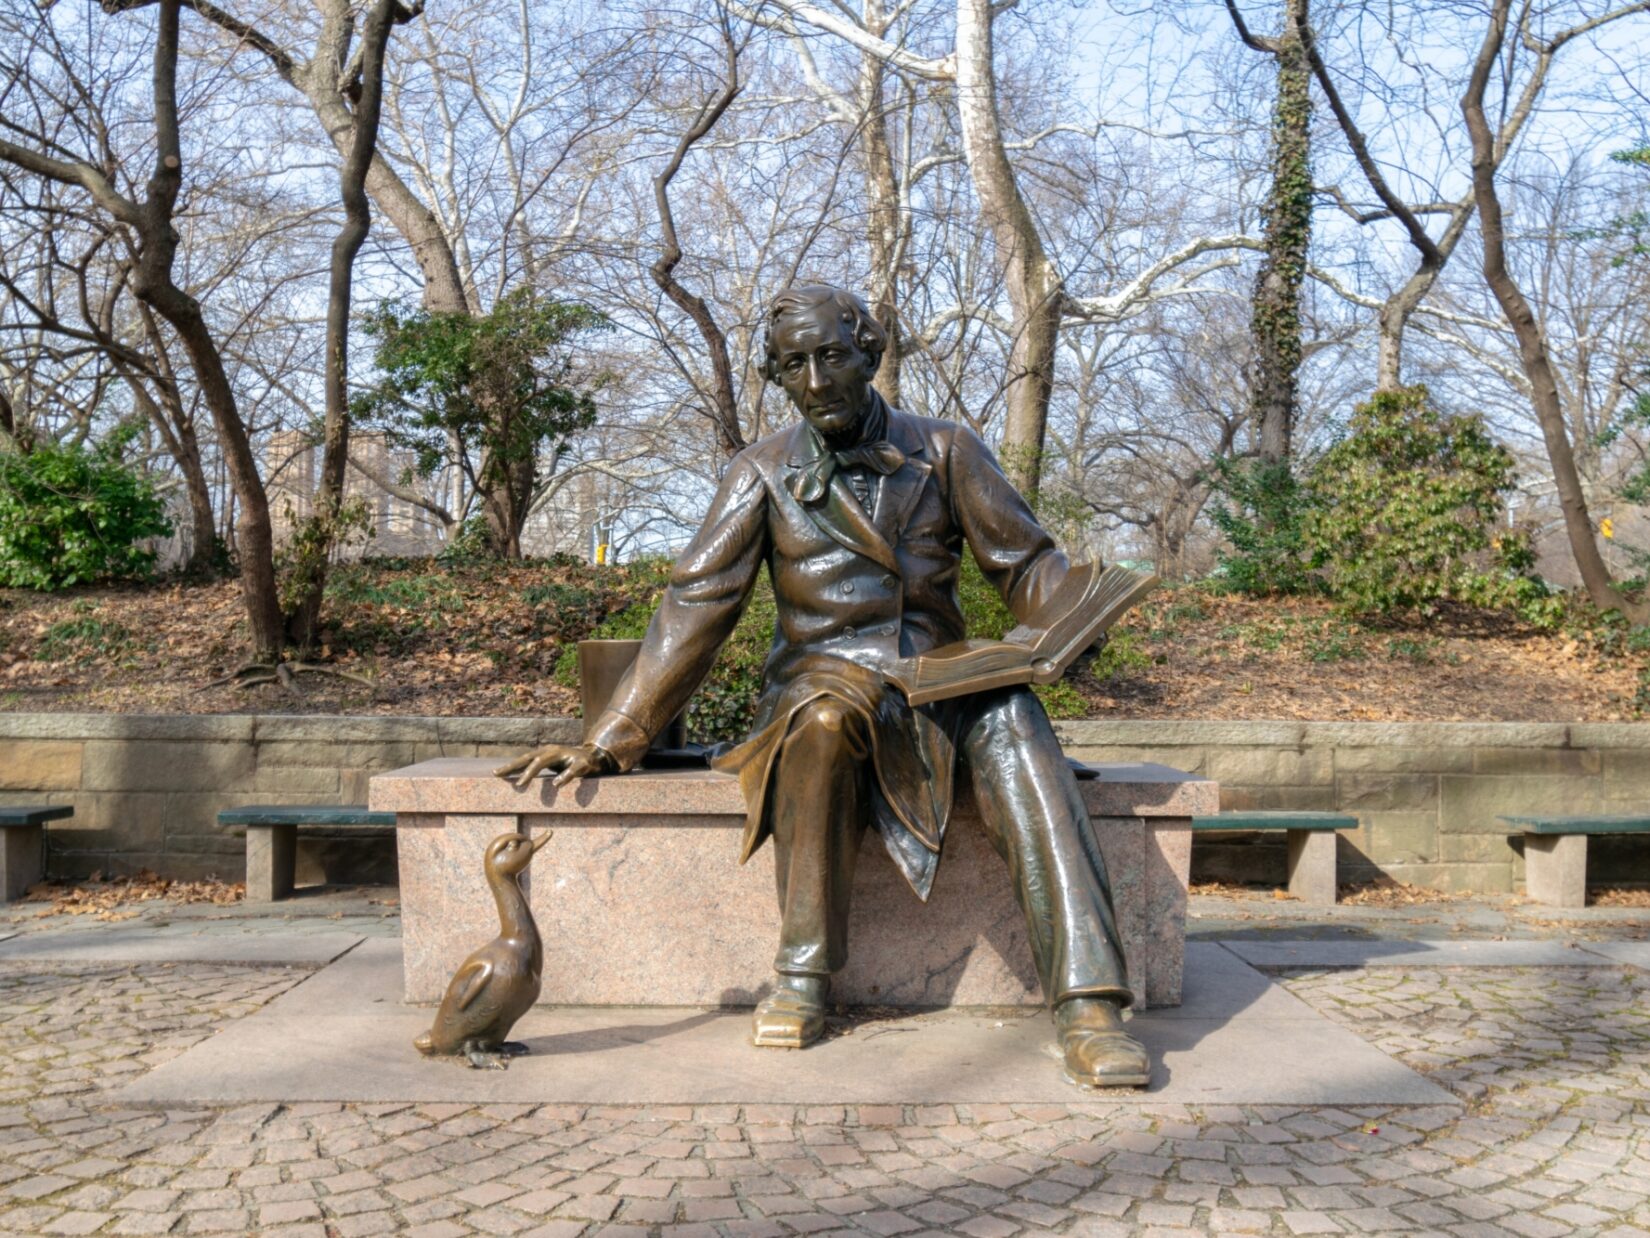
left=882, top=575, right=896, bottom=587
left=843, top=582, right=855, bottom=595
left=844, top=626, right=857, bottom=639
left=881, top=625, right=896, bottom=636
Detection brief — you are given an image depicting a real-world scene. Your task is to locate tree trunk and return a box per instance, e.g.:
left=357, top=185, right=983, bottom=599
left=113, top=363, right=216, bottom=574
left=1461, top=0, right=1644, bottom=622
left=650, top=20, right=746, bottom=460
left=1249, top=0, right=1312, bottom=466
left=176, top=424, right=217, bottom=573
left=955, top=0, right=1062, bottom=500
left=286, top=0, right=402, bottom=650
left=295, top=0, right=470, bottom=316
left=481, top=451, right=532, bottom=558
left=125, top=0, right=284, bottom=659
left=0, top=389, right=26, bottom=452
left=859, top=5, right=904, bottom=409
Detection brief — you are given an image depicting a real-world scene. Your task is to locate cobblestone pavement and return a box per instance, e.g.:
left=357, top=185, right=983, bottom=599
left=3, top=954, right=1649, bottom=1236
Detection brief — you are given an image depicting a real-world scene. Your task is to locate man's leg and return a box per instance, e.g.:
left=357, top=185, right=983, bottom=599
left=959, top=687, right=1150, bottom=1087
left=754, top=697, right=870, bottom=1048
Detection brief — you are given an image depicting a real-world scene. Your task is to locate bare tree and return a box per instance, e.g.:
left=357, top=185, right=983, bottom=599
left=741, top=0, right=1263, bottom=499
left=0, top=0, right=284, bottom=656
left=1299, top=0, right=1649, bottom=392
left=650, top=13, right=749, bottom=460
left=1461, top=0, right=1650, bottom=619
left=283, top=0, right=418, bottom=650
left=1225, top=0, right=1312, bottom=466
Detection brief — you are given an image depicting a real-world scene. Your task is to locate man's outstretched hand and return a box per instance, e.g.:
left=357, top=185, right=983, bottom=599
left=493, top=743, right=611, bottom=790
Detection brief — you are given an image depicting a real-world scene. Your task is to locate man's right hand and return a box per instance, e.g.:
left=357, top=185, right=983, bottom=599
left=493, top=743, right=612, bottom=790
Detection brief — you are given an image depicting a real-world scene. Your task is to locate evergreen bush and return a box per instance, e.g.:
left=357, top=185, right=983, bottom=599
left=1301, top=386, right=1520, bottom=616
left=0, top=429, right=172, bottom=589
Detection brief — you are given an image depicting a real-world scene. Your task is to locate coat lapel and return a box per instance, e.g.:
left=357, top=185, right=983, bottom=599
left=873, top=409, right=932, bottom=544
left=786, top=421, right=900, bottom=573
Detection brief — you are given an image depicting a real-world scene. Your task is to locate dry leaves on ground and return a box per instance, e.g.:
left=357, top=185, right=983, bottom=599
left=20, top=870, right=244, bottom=921
left=1190, top=881, right=1295, bottom=900
left=1587, top=887, right=1650, bottom=907
left=1336, top=876, right=1469, bottom=906
left=2, top=564, right=1643, bottom=722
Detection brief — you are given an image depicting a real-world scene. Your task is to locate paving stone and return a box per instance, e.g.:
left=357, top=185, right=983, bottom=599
left=3, top=938, right=1650, bottom=1238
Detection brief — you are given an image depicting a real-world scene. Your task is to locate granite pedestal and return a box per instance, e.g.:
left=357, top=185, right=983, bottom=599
left=370, top=759, right=1215, bottom=1010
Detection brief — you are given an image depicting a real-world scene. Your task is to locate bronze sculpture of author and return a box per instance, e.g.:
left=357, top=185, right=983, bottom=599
left=496, top=284, right=1148, bottom=1087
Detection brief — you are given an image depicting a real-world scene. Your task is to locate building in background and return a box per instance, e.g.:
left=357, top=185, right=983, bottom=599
left=266, top=430, right=448, bottom=557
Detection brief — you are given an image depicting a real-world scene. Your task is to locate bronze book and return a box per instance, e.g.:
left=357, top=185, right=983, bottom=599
left=883, top=562, right=1159, bottom=706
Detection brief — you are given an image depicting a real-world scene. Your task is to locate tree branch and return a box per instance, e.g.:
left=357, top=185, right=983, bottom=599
left=0, top=140, right=140, bottom=225
left=728, top=0, right=955, bottom=80
left=1064, top=235, right=1265, bottom=322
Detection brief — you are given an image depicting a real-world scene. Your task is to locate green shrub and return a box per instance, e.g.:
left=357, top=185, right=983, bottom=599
left=1301, top=386, right=1519, bottom=617
left=1208, top=457, right=1315, bottom=596
left=436, top=516, right=494, bottom=565
left=0, top=429, right=172, bottom=589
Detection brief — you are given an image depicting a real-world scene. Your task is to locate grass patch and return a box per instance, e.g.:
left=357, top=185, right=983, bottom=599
left=36, top=603, right=135, bottom=663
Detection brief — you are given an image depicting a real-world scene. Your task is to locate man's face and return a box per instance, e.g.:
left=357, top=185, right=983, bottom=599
left=771, top=303, right=877, bottom=440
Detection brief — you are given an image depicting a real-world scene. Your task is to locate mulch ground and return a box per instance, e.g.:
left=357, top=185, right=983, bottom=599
left=1085, top=588, right=1641, bottom=722
left=0, top=560, right=1641, bottom=721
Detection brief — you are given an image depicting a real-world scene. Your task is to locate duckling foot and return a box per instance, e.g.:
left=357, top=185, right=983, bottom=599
left=497, top=1041, right=530, bottom=1058
left=465, top=1049, right=511, bottom=1071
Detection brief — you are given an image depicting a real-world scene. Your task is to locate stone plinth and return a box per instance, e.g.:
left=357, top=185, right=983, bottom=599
left=370, top=759, right=1216, bottom=1010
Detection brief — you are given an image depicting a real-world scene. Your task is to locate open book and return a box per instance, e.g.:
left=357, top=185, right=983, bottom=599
left=882, top=562, right=1158, bottom=706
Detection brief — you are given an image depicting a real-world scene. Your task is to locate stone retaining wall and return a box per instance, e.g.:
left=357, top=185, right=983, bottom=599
left=0, top=714, right=578, bottom=883
left=1057, top=720, right=1650, bottom=891
left=1, top=714, right=1646, bottom=891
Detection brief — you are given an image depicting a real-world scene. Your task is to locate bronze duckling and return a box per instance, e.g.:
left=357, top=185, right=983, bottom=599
left=415, top=830, right=550, bottom=1069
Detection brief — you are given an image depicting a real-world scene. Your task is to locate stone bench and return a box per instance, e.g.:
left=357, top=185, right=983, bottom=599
left=1190, top=811, right=1356, bottom=906
left=1500, top=814, right=1650, bottom=908
left=370, top=758, right=1216, bottom=1010
left=217, top=805, right=396, bottom=902
left=0, top=805, right=72, bottom=902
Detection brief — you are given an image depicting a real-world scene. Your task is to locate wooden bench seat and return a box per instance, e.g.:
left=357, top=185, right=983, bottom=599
left=1190, top=811, right=1358, bottom=905
left=1499, top=814, right=1650, bottom=908
left=0, top=805, right=73, bottom=903
left=217, top=805, right=395, bottom=902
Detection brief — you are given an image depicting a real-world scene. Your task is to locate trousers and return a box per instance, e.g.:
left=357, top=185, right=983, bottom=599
left=767, top=685, right=1132, bottom=1007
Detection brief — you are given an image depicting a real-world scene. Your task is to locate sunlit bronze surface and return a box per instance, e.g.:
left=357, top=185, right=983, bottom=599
left=415, top=831, right=548, bottom=1069
left=496, top=284, right=1148, bottom=1085
left=578, top=639, right=685, bottom=751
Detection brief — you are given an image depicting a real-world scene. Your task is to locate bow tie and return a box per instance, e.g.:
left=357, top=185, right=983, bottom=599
left=789, top=440, right=906, bottom=505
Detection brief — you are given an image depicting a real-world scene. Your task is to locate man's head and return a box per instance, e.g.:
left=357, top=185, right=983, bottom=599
left=762, top=284, right=886, bottom=441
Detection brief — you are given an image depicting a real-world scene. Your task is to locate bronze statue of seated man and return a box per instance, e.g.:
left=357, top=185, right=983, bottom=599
left=497, top=283, right=1149, bottom=1088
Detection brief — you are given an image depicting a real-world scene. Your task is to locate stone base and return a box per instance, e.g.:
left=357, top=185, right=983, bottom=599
left=1286, top=830, right=1338, bottom=905
left=372, top=760, right=1216, bottom=1011
left=1524, top=834, right=1588, bottom=908
left=0, top=825, right=43, bottom=903
left=245, top=824, right=297, bottom=903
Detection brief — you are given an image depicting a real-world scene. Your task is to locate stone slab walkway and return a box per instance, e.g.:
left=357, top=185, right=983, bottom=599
left=0, top=927, right=365, bottom=968
left=115, top=943, right=1452, bottom=1109
left=1222, top=941, right=1618, bottom=969
left=1, top=890, right=1647, bottom=1235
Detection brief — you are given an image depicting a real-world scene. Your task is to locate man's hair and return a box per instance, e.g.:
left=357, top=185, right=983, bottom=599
left=761, top=284, right=887, bottom=383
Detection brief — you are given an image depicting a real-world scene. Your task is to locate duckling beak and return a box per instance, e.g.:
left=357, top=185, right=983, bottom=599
left=528, top=831, right=553, bottom=854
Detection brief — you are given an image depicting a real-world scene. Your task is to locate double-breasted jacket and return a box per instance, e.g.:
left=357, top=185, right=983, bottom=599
left=586, top=395, right=1078, bottom=897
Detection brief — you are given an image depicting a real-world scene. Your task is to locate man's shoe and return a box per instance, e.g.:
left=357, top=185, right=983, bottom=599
left=752, top=975, right=827, bottom=1048
left=1055, top=997, right=1150, bottom=1088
